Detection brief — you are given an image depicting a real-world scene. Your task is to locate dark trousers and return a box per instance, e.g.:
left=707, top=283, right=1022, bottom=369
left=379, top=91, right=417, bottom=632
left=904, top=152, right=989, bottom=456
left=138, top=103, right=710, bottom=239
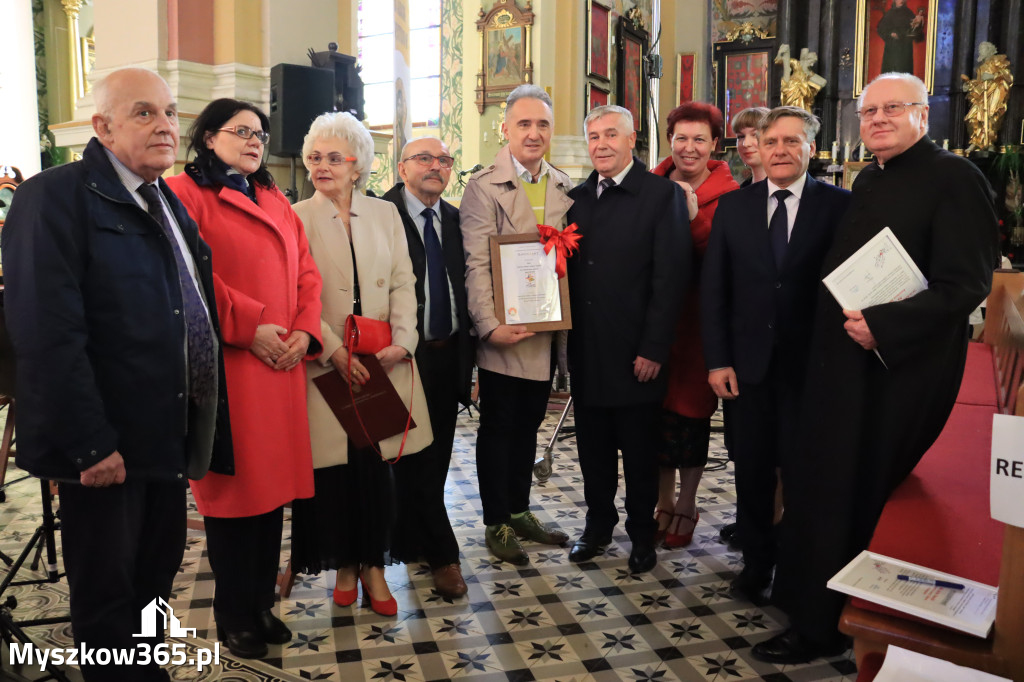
left=573, top=402, right=660, bottom=543
left=475, top=368, right=550, bottom=526
left=58, top=479, right=186, bottom=682
left=203, top=506, right=284, bottom=630
left=393, top=338, right=461, bottom=567
left=729, top=357, right=802, bottom=579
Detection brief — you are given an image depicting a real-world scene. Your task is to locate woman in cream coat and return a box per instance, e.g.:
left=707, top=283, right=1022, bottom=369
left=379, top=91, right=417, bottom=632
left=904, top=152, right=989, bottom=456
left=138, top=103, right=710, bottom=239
left=290, top=112, right=432, bottom=617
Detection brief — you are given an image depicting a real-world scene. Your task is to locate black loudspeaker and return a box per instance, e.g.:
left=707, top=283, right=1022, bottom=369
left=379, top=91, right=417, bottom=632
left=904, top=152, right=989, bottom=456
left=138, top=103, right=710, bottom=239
left=269, top=63, right=335, bottom=157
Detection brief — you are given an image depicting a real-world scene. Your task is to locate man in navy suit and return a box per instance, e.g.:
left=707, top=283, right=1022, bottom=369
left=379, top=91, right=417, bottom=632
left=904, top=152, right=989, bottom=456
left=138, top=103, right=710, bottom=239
left=701, top=106, right=851, bottom=605
left=383, top=137, right=474, bottom=598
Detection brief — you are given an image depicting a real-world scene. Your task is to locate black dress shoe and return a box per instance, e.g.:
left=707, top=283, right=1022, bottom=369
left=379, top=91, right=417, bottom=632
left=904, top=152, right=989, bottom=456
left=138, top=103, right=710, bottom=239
left=750, top=629, right=847, bottom=664
left=216, top=624, right=268, bottom=659
left=719, top=522, right=742, bottom=549
left=730, top=570, right=772, bottom=606
left=628, top=543, right=657, bottom=574
left=257, top=609, right=292, bottom=644
left=568, top=531, right=612, bottom=562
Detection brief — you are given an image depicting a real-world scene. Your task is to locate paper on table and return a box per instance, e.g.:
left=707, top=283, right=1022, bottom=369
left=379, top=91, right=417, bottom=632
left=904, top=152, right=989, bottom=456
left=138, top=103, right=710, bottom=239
left=822, top=227, right=928, bottom=367
left=827, top=550, right=998, bottom=638
left=498, top=241, right=561, bottom=324
left=874, top=645, right=1011, bottom=682
left=991, top=414, right=1024, bottom=528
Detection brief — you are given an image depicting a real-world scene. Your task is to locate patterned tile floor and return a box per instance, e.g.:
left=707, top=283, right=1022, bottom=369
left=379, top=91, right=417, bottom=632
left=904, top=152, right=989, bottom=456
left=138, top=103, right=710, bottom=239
left=0, top=404, right=858, bottom=681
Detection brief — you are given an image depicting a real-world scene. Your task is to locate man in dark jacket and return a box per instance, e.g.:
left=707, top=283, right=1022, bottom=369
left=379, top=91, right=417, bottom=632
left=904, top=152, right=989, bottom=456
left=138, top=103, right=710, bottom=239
left=2, top=67, right=232, bottom=682
left=755, top=73, right=1000, bottom=664
left=565, top=105, right=691, bottom=574
left=382, top=137, right=474, bottom=598
left=702, top=106, right=851, bottom=605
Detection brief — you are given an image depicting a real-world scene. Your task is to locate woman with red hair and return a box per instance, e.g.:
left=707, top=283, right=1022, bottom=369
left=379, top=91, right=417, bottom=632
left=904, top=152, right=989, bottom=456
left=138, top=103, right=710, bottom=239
left=651, top=102, right=739, bottom=547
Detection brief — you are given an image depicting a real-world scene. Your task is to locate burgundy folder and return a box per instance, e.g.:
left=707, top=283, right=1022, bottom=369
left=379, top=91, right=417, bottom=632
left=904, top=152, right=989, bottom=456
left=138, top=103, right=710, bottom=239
left=312, top=354, right=414, bottom=449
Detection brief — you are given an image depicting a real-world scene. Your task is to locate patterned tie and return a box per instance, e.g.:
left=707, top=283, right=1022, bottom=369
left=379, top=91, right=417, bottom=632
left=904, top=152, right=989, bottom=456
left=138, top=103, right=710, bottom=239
left=768, top=189, right=792, bottom=270
left=421, top=208, right=452, bottom=340
left=137, top=183, right=217, bottom=404
left=598, top=177, right=616, bottom=198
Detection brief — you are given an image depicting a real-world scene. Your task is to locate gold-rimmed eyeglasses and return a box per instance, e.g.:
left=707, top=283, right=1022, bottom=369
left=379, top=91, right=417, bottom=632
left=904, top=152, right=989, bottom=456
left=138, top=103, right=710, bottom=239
left=855, top=102, right=927, bottom=119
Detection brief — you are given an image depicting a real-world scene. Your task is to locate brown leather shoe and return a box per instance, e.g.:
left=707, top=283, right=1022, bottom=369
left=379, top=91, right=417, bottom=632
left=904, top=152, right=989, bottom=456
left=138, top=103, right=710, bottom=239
left=431, top=563, right=468, bottom=599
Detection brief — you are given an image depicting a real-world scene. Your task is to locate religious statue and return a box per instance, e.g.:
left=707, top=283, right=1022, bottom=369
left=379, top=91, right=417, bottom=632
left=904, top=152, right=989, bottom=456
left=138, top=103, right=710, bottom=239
left=962, top=41, right=1013, bottom=153
left=776, top=44, right=827, bottom=113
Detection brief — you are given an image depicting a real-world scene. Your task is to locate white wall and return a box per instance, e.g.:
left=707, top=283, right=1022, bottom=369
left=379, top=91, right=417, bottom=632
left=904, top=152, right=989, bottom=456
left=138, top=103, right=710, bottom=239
left=0, top=0, right=42, bottom=177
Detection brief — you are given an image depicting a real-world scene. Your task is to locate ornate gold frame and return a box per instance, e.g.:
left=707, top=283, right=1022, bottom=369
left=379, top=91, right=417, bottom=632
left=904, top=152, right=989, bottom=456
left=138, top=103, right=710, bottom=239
left=854, top=0, right=938, bottom=96
left=475, top=0, right=534, bottom=114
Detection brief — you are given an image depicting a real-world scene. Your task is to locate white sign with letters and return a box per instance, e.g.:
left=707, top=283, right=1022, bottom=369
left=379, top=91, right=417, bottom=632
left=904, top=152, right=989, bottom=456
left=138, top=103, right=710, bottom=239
left=991, top=414, right=1024, bottom=528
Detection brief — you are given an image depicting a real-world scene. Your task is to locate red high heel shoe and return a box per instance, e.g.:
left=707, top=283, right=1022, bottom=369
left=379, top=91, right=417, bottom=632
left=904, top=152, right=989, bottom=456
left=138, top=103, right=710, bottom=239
left=360, top=576, right=397, bottom=616
left=663, top=511, right=699, bottom=549
left=653, top=508, right=674, bottom=544
left=332, top=585, right=358, bottom=607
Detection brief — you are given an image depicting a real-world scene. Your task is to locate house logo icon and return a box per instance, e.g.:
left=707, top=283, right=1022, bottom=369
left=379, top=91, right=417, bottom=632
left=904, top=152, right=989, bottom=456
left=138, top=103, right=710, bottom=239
left=133, top=597, right=196, bottom=638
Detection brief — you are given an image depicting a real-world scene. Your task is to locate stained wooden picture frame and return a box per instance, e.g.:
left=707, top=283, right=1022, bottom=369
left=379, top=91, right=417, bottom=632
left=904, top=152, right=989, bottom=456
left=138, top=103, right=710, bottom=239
left=616, top=19, right=649, bottom=149
left=489, top=233, right=572, bottom=332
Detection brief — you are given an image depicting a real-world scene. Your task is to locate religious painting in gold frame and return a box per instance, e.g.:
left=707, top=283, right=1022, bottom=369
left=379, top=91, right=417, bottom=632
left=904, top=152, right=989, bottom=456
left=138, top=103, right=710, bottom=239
left=475, top=0, right=534, bottom=113
left=586, top=82, right=610, bottom=112
left=587, top=0, right=611, bottom=81
left=854, top=0, right=938, bottom=96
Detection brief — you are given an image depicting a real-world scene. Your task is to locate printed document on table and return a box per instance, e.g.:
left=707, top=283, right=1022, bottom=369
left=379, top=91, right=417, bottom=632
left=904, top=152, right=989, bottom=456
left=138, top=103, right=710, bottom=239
left=874, top=645, right=1011, bottom=682
left=822, top=227, right=927, bottom=367
left=827, top=550, right=998, bottom=638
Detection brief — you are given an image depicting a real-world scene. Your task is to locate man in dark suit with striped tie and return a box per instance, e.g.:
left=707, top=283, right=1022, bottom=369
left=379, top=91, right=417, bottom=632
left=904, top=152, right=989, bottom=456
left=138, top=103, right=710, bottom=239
left=701, top=106, right=851, bottom=609
left=383, top=137, right=474, bottom=598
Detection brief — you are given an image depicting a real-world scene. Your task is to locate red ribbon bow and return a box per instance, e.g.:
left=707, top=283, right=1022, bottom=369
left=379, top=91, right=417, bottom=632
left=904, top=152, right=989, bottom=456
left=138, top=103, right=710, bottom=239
left=537, top=222, right=581, bottom=278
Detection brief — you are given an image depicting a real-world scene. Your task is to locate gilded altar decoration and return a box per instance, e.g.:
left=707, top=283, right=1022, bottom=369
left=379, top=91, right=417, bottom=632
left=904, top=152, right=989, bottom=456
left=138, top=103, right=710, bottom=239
left=775, top=44, right=826, bottom=113
left=962, top=42, right=1013, bottom=153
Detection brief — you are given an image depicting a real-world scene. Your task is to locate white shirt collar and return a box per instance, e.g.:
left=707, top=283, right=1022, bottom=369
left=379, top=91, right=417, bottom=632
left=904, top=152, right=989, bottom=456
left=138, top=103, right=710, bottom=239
left=402, top=186, right=441, bottom=220
left=766, top=173, right=807, bottom=201
left=511, top=153, right=550, bottom=184
left=599, top=159, right=634, bottom=188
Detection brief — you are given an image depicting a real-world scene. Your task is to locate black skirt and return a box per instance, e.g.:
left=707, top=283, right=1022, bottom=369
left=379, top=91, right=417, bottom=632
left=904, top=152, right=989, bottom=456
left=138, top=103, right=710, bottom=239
left=289, top=442, right=396, bottom=573
left=656, top=409, right=711, bottom=469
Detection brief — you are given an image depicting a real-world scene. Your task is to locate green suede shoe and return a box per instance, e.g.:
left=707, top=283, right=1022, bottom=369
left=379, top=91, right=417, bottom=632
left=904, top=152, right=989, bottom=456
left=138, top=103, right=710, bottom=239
left=509, top=511, right=569, bottom=546
left=485, top=524, right=529, bottom=565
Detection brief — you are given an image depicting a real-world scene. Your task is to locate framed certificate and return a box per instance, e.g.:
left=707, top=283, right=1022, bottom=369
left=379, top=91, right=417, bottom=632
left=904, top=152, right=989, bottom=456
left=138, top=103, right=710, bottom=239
left=489, top=234, right=572, bottom=332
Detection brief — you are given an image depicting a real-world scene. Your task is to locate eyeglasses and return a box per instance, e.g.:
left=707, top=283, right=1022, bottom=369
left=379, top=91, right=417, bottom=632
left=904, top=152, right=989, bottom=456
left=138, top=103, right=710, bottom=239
left=217, top=125, right=270, bottom=144
left=402, top=153, right=455, bottom=169
left=305, top=153, right=357, bottom=166
left=856, top=102, right=926, bottom=119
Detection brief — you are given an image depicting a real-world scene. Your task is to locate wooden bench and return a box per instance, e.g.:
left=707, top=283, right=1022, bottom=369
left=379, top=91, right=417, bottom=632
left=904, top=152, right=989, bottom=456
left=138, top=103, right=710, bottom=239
left=839, top=269, right=1024, bottom=681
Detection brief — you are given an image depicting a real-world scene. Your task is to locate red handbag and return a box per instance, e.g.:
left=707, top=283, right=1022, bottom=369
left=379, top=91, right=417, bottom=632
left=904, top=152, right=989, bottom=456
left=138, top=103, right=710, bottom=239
left=342, top=314, right=414, bottom=462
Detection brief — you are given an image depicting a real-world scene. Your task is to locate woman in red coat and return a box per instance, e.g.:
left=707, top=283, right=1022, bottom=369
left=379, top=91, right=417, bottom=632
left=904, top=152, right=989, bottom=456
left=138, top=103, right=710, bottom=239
left=166, top=99, right=323, bottom=659
left=651, top=102, right=739, bottom=547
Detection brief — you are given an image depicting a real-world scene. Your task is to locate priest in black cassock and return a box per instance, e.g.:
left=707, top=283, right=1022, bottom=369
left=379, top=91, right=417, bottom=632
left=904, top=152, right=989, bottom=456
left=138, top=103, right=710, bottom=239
left=753, top=73, right=1001, bottom=664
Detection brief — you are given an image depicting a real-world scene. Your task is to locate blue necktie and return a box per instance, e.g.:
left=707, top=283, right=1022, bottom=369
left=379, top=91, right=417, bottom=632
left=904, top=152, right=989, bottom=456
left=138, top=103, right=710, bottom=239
left=137, top=183, right=217, bottom=404
left=422, top=208, right=452, bottom=339
left=769, top=189, right=792, bottom=270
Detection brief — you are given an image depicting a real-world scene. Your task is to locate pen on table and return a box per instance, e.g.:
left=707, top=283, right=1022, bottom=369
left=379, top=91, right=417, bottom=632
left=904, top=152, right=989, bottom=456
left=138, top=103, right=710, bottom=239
left=896, top=574, right=965, bottom=590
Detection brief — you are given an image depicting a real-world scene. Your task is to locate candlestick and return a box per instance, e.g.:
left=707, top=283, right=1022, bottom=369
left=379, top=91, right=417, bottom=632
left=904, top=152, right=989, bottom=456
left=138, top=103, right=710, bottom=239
left=844, top=142, right=851, bottom=162
left=859, top=142, right=866, bottom=161
left=943, top=139, right=949, bottom=150
left=832, top=141, right=839, bottom=160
